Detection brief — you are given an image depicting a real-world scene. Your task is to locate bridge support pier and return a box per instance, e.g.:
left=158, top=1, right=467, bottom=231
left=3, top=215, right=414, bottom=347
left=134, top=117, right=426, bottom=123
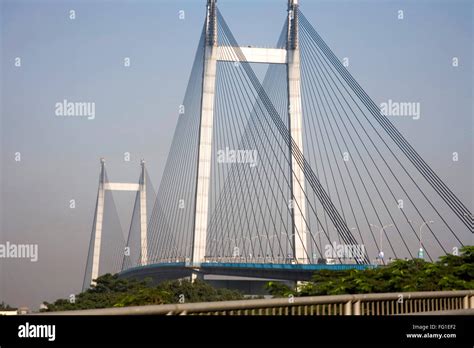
left=190, top=270, right=205, bottom=283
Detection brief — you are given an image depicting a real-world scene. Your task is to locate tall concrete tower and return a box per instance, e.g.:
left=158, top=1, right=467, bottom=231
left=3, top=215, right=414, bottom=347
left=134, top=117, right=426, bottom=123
left=89, top=159, right=149, bottom=286
left=286, top=0, right=308, bottom=264
left=139, top=160, right=148, bottom=266
left=191, top=0, right=308, bottom=266
left=90, top=158, right=106, bottom=285
left=191, top=0, right=218, bottom=267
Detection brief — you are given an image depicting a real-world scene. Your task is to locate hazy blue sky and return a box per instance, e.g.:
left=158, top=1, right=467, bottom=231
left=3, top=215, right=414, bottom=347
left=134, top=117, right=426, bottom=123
left=1, top=0, right=472, bottom=308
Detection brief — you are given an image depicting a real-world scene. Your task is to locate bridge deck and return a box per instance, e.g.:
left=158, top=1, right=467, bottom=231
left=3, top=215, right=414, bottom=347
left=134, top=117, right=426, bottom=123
left=119, top=262, right=377, bottom=282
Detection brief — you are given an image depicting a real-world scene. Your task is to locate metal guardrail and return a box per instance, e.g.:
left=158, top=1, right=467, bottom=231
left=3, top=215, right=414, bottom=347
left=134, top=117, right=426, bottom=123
left=35, top=290, right=474, bottom=316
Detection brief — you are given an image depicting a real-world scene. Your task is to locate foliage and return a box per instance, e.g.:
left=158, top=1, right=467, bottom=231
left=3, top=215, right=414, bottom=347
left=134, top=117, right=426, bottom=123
left=42, top=247, right=473, bottom=310
left=296, top=246, right=474, bottom=296
left=42, top=274, right=243, bottom=312
left=0, top=301, right=16, bottom=310
left=264, top=281, right=294, bottom=297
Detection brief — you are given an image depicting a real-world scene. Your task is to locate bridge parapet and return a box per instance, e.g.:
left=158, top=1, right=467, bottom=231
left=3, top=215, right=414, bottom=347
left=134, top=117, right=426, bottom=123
left=37, top=290, right=474, bottom=316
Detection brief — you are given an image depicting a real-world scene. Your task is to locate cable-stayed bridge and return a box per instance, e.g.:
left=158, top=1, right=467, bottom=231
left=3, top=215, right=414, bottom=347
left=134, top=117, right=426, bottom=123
left=82, top=0, right=472, bottom=290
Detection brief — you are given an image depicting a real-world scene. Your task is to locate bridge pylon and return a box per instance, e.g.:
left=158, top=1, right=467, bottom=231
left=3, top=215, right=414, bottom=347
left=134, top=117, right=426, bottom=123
left=286, top=0, right=308, bottom=264
left=191, top=0, right=309, bottom=266
left=88, top=158, right=149, bottom=286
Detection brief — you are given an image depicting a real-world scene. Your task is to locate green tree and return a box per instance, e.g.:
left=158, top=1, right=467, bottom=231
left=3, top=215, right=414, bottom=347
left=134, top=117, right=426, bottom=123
left=0, top=301, right=16, bottom=310
left=264, top=281, right=294, bottom=297
left=43, top=274, right=244, bottom=312
left=295, top=246, right=474, bottom=296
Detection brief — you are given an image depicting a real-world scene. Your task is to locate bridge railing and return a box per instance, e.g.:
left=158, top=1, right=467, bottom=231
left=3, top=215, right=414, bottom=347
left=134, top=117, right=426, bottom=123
left=36, top=290, right=473, bottom=316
